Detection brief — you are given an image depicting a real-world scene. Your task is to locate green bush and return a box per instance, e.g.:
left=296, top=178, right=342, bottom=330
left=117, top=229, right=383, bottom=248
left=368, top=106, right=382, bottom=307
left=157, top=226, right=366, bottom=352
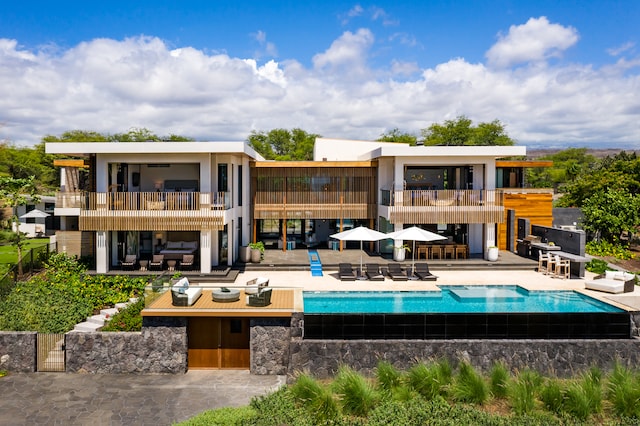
left=451, top=361, right=489, bottom=405
left=101, top=297, right=145, bottom=332
left=332, top=365, right=378, bottom=417
left=489, top=362, right=510, bottom=399
left=290, top=373, right=340, bottom=422
left=586, top=240, right=635, bottom=260
left=540, top=378, right=564, bottom=414
left=563, top=368, right=602, bottom=420
left=407, top=361, right=450, bottom=400
left=607, top=362, right=640, bottom=418
left=177, top=406, right=256, bottom=426
left=509, top=369, right=543, bottom=415
left=585, top=258, right=611, bottom=274
left=0, top=253, right=148, bottom=333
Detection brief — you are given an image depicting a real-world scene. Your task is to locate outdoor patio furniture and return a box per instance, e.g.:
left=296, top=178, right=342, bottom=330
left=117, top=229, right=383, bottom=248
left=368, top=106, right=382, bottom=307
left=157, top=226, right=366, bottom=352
left=247, top=288, right=272, bottom=307
left=387, top=263, right=408, bottom=281
left=551, top=255, right=570, bottom=279
left=149, top=254, right=164, bottom=270
left=245, top=277, right=269, bottom=294
left=339, top=263, right=356, bottom=281
left=121, top=254, right=137, bottom=271
left=212, top=287, right=240, bottom=302
left=180, top=254, right=194, bottom=270
left=365, top=263, right=385, bottom=281
left=414, top=263, right=437, bottom=281
left=170, top=277, right=202, bottom=306
left=585, top=271, right=636, bottom=294
left=538, top=252, right=550, bottom=274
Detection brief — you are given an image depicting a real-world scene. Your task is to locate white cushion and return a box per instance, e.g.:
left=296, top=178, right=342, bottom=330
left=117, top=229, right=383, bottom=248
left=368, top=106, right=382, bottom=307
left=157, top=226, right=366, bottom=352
left=605, top=270, right=617, bottom=280
left=166, top=241, right=182, bottom=249
left=182, top=241, right=198, bottom=250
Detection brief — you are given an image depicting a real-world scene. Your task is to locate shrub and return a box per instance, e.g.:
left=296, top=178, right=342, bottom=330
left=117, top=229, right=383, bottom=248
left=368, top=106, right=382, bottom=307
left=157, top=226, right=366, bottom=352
left=177, top=406, right=256, bottom=425
left=101, top=297, right=145, bottom=332
left=540, top=378, right=564, bottom=414
left=607, top=362, right=640, bottom=418
left=585, top=258, right=611, bottom=274
left=586, top=240, right=635, bottom=260
left=289, top=373, right=340, bottom=422
left=563, top=368, right=602, bottom=420
left=376, top=360, right=402, bottom=392
left=332, top=365, right=378, bottom=417
left=407, top=361, right=450, bottom=400
left=489, top=362, right=510, bottom=399
left=451, top=361, right=489, bottom=405
left=509, top=369, right=542, bottom=415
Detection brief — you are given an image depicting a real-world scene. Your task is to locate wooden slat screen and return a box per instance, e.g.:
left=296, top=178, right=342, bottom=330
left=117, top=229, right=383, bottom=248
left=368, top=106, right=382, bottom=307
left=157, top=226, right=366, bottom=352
left=252, top=166, right=376, bottom=219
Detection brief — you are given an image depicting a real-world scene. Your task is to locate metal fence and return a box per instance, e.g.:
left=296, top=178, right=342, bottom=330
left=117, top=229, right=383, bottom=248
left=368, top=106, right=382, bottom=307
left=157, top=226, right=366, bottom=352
left=37, top=333, right=66, bottom=372
left=0, top=241, right=57, bottom=300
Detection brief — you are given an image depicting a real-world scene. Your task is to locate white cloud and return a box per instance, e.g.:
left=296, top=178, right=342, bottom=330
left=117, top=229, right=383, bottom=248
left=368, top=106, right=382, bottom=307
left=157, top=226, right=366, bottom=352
left=486, top=17, right=579, bottom=68
left=607, top=41, right=635, bottom=57
left=0, top=26, right=638, bottom=149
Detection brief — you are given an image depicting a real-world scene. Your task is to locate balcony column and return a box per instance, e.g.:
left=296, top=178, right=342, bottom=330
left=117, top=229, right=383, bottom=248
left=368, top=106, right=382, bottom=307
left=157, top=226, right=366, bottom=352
left=484, top=223, right=497, bottom=260
left=201, top=230, right=212, bottom=274
left=96, top=231, right=109, bottom=273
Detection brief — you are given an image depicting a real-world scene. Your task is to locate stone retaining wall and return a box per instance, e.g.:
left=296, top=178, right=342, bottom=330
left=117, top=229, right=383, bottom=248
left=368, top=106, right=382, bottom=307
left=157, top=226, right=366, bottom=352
left=0, top=332, right=37, bottom=372
left=250, top=318, right=292, bottom=375
left=288, top=339, right=640, bottom=379
left=66, top=317, right=187, bottom=374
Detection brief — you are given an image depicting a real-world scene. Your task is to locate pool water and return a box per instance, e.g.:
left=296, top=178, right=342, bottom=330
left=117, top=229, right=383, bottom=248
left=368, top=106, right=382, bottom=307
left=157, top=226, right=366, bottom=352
left=303, top=286, right=623, bottom=314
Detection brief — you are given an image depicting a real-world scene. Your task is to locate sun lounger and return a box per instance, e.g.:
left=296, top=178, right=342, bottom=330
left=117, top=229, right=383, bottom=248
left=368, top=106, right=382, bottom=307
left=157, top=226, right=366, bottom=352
left=247, top=288, right=272, bottom=307
left=585, top=271, right=636, bottom=294
left=149, top=254, right=164, bottom=270
left=121, top=254, right=137, bottom=270
left=414, top=263, right=437, bottom=281
left=365, top=263, right=385, bottom=281
left=339, top=263, right=356, bottom=281
left=387, top=263, right=408, bottom=281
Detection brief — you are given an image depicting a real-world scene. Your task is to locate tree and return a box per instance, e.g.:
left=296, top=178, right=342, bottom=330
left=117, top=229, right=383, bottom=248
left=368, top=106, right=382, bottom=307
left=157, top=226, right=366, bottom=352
left=581, top=189, right=640, bottom=244
left=420, top=116, right=515, bottom=146
left=0, top=176, right=40, bottom=275
left=377, top=128, right=418, bottom=145
left=247, top=128, right=319, bottom=161
left=526, top=148, right=597, bottom=190
left=43, top=128, right=194, bottom=142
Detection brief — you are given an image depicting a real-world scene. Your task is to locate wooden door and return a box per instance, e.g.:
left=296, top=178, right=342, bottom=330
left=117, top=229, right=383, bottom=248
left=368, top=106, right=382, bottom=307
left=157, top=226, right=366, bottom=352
left=187, top=317, right=250, bottom=369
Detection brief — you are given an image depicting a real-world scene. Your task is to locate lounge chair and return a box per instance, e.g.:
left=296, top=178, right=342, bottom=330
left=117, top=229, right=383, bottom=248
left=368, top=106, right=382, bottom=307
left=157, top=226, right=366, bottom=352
left=245, top=277, right=269, bottom=294
left=170, top=277, right=202, bottom=306
left=247, top=288, right=272, bottom=307
left=121, top=254, right=137, bottom=271
left=365, top=263, right=385, bottom=281
left=585, top=270, right=636, bottom=294
left=414, top=263, right=437, bottom=281
left=149, top=254, right=164, bottom=271
left=387, top=263, right=408, bottom=281
left=180, top=254, right=194, bottom=271
left=339, top=263, right=356, bottom=281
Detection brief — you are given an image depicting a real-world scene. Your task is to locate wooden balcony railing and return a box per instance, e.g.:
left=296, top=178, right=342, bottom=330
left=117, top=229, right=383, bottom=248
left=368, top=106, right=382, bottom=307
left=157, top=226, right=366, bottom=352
left=383, top=190, right=505, bottom=224
left=253, top=191, right=374, bottom=219
left=56, top=191, right=229, bottom=211
left=56, top=191, right=229, bottom=231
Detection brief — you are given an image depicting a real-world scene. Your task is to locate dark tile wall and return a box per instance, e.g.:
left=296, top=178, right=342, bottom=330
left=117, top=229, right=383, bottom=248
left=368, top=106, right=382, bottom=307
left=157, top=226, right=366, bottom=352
left=304, top=313, right=630, bottom=340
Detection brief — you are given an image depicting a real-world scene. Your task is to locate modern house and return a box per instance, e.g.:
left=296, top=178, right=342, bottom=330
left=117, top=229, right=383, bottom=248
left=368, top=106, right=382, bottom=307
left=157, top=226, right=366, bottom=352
left=46, top=142, right=263, bottom=274
left=46, top=138, right=552, bottom=272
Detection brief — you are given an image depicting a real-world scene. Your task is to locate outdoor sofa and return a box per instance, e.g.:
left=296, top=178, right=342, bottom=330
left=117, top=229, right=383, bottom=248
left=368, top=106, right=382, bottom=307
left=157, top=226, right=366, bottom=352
left=170, top=277, right=202, bottom=306
left=584, top=270, right=636, bottom=294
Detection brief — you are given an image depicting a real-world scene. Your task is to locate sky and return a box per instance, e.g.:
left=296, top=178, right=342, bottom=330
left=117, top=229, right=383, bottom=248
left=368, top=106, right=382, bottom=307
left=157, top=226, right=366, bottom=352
left=1, top=0, right=639, bottom=149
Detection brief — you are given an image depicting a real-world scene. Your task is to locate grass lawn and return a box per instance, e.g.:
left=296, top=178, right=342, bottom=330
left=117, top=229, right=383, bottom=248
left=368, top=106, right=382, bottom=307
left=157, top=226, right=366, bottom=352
left=0, top=238, right=50, bottom=264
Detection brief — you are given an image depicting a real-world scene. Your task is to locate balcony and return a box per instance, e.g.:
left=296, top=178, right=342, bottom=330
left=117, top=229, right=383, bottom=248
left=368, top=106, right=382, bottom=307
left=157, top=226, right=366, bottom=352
left=56, top=191, right=229, bottom=231
left=382, top=190, right=504, bottom=224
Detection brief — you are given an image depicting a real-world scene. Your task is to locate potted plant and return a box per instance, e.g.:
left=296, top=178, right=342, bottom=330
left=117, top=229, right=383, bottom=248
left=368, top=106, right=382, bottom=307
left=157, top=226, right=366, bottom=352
left=393, top=244, right=410, bottom=262
left=170, top=271, right=182, bottom=285
left=487, top=246, right=499, bottom=261
left=249, top=241, right=265, bottom=263
left=239, top=245, right=251, bottom=263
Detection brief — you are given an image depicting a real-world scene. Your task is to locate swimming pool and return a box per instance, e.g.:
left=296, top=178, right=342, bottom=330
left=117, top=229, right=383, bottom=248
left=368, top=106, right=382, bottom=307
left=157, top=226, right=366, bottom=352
left=303, top=286, right=623, bottom=314
left=302, top=286, right=630, bottom=340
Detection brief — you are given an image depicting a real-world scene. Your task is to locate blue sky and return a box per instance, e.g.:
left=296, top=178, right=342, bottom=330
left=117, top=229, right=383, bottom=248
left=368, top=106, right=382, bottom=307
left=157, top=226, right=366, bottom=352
left=1, top=1, right=639, bottom=148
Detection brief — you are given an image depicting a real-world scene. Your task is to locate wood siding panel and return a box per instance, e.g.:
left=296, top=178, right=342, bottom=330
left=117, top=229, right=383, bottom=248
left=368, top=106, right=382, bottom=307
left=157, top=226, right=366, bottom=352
left=500, top=191, right=553, bottom=250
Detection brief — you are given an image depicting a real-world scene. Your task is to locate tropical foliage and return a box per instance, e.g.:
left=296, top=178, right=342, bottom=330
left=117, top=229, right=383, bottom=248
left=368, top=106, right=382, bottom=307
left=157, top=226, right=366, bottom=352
left=0, top=253, right=147, bottom=333
left=421, top=116, right=515, bottom=146
left=247, top=128, right=319, bottom=160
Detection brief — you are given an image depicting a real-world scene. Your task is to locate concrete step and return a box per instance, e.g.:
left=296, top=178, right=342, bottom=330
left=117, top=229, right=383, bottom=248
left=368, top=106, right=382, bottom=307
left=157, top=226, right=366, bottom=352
left=73, top=321, right=103, bottom=332
left=86, top=315, right=106, bottom=325
left=100, top=307, right=119, bottom=318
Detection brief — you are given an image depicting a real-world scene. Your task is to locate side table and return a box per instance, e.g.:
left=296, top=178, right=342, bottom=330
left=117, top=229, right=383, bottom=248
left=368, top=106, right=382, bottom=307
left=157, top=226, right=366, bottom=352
left=139, top=260, right=148, bottom=271
left=167, top=260, right=177, bottom=271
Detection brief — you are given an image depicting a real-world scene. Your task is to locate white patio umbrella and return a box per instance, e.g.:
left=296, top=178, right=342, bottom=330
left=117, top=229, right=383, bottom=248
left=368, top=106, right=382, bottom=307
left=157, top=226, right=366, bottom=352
left=330, top=226, right=388, bottom=278
left=386, top=226, right=447, bottom=277
left=19, top=209, right=49, bottom=219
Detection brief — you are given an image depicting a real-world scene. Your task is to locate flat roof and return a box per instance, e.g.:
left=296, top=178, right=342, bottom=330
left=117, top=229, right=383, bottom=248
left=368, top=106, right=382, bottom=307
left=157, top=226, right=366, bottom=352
left=45, top=141, right=265, bottom=161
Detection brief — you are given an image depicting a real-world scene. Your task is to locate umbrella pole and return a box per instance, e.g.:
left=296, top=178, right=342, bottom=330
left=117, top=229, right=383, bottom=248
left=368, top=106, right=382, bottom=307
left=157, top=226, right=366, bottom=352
left=360, top=240, right=363, bottom=278
left=412, top=240, right=416, bottom=277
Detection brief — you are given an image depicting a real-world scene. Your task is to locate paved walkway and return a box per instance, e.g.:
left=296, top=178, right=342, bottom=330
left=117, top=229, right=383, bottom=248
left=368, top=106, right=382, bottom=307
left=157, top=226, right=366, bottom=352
left=0, top=370, right=286, bottom=426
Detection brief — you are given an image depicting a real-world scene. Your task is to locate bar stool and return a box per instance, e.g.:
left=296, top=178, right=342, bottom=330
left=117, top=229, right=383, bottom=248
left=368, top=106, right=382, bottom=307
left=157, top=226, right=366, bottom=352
left=538, top=252, right=550, bottom=274
left=444, top=245, right=455, bottom=259
left=431, top=245, right=443, bottom=259
left=455, top=244, right=468, bottom=259
left=552, top=255, right=570, bottom=279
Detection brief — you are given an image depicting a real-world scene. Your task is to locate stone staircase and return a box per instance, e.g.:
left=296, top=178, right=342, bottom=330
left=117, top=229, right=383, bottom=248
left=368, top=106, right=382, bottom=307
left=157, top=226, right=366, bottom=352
left=71, top=298, right=137, bottom=332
